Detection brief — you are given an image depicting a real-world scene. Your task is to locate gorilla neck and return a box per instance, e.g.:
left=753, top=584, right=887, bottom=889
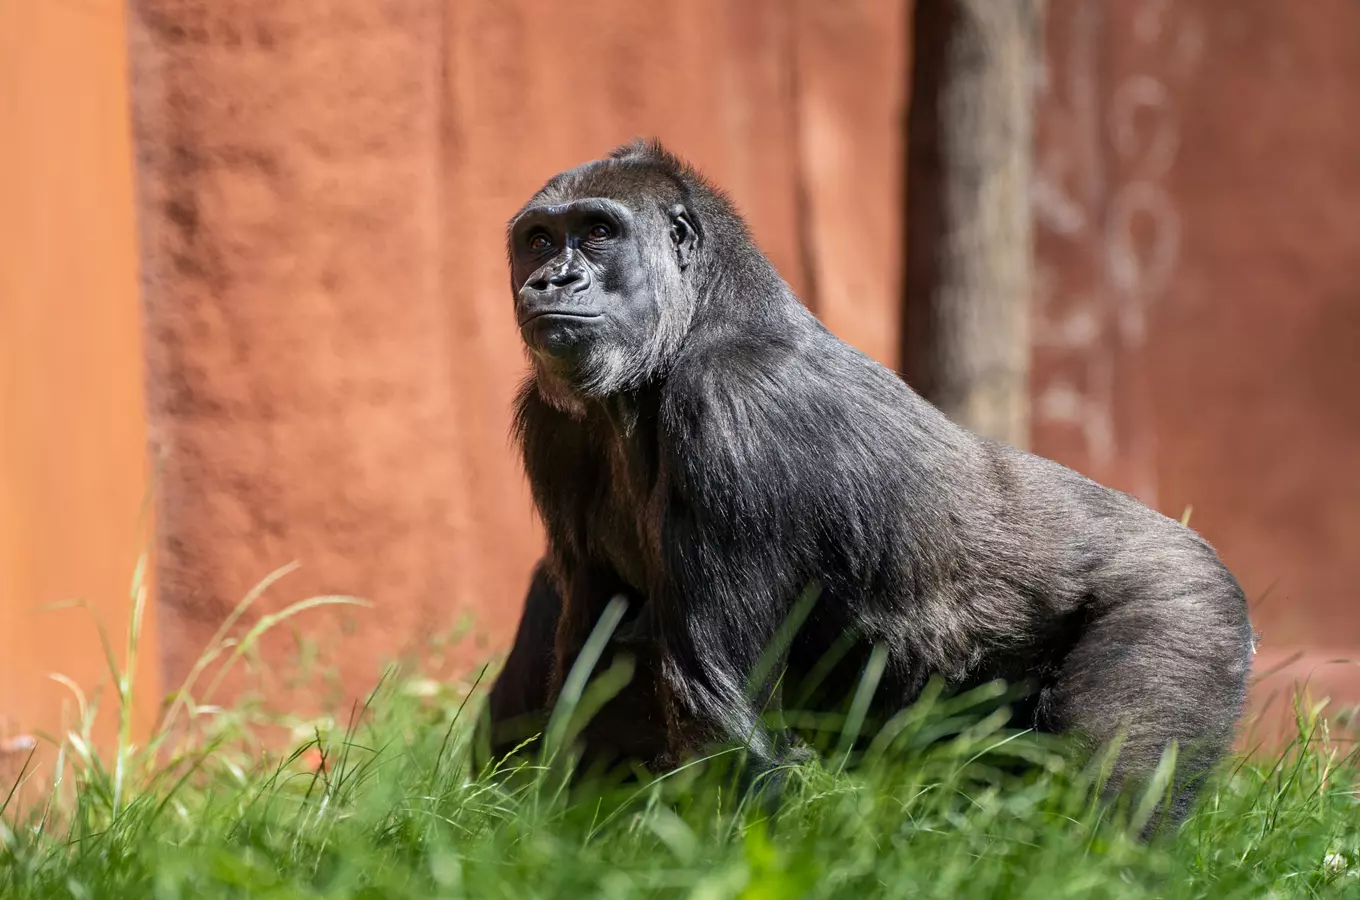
left=694, top=240, right=806, bottom=333
left=531, top=363, right=657, bottom=426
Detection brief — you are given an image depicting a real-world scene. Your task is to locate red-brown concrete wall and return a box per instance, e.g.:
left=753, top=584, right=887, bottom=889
left=1033, top=0, right=1360, bottom=707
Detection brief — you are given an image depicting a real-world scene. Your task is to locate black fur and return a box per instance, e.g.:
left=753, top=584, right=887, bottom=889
left=484, top=560, right=559, bottom=754
left=487, top=139, right=1255, bottom=829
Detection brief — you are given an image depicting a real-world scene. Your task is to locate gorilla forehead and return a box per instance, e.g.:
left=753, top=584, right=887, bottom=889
left=520, top=160, right=682, bottom=218
left=508, top=139, right=726, bottom=231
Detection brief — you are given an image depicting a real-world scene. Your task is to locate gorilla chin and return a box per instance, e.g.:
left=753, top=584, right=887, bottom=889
left=519, top=312, right=605, bottom=360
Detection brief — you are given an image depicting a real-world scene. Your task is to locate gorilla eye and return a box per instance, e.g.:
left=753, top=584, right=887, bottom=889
left=528, top=233, right=552, bottom=253
left=587, top=223, right=613, bottom=241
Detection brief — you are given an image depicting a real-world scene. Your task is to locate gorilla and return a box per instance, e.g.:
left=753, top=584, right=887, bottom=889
left=484, top=138, right=1254, bottom=830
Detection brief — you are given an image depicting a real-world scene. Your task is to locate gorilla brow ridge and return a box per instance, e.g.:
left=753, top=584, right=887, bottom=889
left=504, top=138, right=753, bottom=263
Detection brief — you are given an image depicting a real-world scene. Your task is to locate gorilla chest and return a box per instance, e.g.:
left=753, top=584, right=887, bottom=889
left=583, top=445, right=666, bottom=595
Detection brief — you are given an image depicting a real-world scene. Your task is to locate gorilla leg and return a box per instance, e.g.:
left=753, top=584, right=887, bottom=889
left=650, top=583, right=816, bottom=800
left=484, top=560, right=561, bottom=759
left=485, top=560, right=672, bottom=773
left=1038, top=584, right=1251, bottom=834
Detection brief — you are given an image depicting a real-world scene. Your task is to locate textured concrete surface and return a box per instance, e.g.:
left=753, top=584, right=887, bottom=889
left=128, top=0, right=468, bottom=702
left=1032, top=0, right=1360, bottom=676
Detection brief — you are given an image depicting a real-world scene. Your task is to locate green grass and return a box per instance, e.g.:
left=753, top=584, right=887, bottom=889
left=3, top=561, right=1359, bottom=899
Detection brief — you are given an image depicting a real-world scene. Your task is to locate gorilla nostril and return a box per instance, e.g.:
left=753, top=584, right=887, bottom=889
left=548, top=269, right=582, bottom=288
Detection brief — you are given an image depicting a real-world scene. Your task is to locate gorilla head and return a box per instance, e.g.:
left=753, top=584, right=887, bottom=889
left=507, top=141, right=747, bottom=411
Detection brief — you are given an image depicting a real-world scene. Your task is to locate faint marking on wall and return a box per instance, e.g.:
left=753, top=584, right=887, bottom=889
left=1033, top=0, right=1203, bottom=507
left=1032, top=2, right=1115, bottom=476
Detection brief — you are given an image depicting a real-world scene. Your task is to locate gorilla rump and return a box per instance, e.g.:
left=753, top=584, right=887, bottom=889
left=485, top=139, right=1254, bottom=828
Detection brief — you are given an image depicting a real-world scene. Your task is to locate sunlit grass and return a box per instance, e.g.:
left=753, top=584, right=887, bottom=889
left=2, top=561, right=1358, bottom=899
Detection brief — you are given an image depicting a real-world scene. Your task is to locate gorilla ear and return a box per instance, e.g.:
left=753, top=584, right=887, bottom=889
left=667, top=204, right=697, bottom=269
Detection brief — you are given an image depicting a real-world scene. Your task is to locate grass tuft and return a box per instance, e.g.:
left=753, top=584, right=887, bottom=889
left=3, top=560, right=1359, bottom=899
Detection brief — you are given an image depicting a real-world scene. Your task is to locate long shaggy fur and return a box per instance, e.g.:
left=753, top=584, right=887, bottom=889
left=489, top=140, right=1255, bottom=832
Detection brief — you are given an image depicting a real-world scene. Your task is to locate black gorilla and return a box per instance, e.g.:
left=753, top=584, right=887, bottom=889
left=485, top=139, right=1254, bottom=827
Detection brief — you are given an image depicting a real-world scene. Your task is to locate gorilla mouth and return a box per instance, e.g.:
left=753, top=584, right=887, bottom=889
left=517, top=310, right=603, bottom=328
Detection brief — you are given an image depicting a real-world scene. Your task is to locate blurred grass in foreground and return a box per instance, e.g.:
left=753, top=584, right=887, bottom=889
left=2, top=561, right=1359, bottom=900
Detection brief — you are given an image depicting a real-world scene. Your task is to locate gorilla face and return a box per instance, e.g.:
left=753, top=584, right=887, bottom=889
left=510, top=198, right=644, bottom=361
left=508, top=176, right=698, bottom=404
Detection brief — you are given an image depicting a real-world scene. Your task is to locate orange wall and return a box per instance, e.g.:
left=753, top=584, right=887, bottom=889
left=0, top=0, right=158, bottom=786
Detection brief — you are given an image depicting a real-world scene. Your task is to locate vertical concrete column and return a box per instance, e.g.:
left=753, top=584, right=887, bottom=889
left=128, top=2, right=471, bottom=697
left=903, top=0, right=1044, bottom=448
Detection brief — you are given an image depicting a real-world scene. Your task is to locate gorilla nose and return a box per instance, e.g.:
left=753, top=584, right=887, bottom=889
left=527, top=268, right=585, bottom=293
left=517, top=267, right=600, bottom=330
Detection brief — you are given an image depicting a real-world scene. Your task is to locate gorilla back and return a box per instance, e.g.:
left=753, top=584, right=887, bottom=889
left=493, top=138, right=1254, bottom=830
